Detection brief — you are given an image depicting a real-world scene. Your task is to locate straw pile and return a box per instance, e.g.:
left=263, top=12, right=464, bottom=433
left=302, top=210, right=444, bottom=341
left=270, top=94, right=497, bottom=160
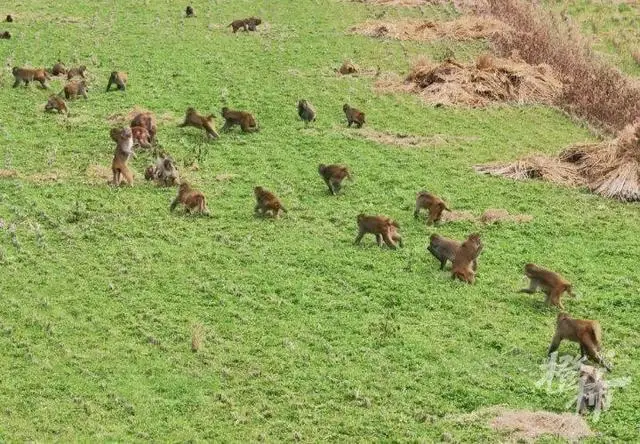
left=351, top=17, right=508, bottom=42
left=476, top=122, right=640, bottom=201
left=474, top=155, right=584, bottom=187
left=397, top=54, right=561, bottom=107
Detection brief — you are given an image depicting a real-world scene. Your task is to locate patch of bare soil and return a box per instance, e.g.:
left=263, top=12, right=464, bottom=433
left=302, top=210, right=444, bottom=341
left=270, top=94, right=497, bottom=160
left=0, top=169, right=18, bottom=178
left=350, top=16, right=509, bottom=41
left=345, top=127, right=453, bottom=148
left=440, top=210, right=476, bottom=223
left=379, top=54, right=562, bottom=107
left=490, top=409, right=592, bottom=442
left=85, top=164, right=112, bottom=184
left=480, top=208, right=533, bottom=224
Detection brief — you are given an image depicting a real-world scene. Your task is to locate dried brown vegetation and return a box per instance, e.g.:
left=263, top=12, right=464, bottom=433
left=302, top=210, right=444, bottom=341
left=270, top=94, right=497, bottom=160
left=351, top=17, right=509, bottom=42
left=481, top=0, right=640, bottom=132
left=476, top=121, right=640, bottom=201
left=382, top=54, right=561, bottom=107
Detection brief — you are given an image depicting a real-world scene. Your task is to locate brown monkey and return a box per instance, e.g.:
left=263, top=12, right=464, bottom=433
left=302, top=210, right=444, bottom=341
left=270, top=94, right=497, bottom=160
left=414, top=191, right=451, bottom=225
left=298, top=99, right=316, bottom=124
left=131, top=126, right=152, bottom=148
left=354, top=214, right=402, bottom=249
left=66, top=65, right=86, bottom=80
left=145, top=155, right=179, bottom=186
left=5, top=15, right=13, bottom=22
left=254, top=186, right=287, bottom=218
left=520, top=264, right=575, bottom=309
left=111, top=127, right=134, bottom=186
left=0, top=31, right=10, bottom=39
left=50, top=61, right=67, bottom=76
left=12, top=67, right=50, bottom=88
left=130, top=112, right=157, bottom=142
left=221, top=107, right=258, bottom=133
left=245, top=17, right=262, bottom=31
left=185, top=5, right=195, bottom=17
left=63, top=80, right=88, bottom=100
left=170, top=182, right=208, bottom=214
left=44, top=95, right=69, bottom=115
left=318, top=164, right=351, bottom=195
left=343, top=104, right=365, bottom=128
left=106, top=71, right=127, bottom=92
left=451, top=233, right=482, bottom=283
left=178, top=107, right=219, bottom=139
left=228, top=17, right=261, bottom=32
left=548, top=313, right=611, bottom=371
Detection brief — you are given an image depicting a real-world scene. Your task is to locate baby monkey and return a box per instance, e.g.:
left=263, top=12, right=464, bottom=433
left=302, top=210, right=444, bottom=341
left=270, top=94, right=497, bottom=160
left=170, top=182, right=209, bottom=214
left=254, top=186, right=287, bottom=218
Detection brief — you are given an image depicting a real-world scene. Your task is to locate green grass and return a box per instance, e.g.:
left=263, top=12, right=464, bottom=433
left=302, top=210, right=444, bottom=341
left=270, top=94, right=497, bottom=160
left=544, top=0, right=640, bottom=75
left=0, top=0, right=639, bottom=441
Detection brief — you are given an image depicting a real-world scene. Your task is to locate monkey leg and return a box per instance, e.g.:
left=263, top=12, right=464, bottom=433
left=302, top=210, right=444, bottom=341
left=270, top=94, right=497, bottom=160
left=12, top=79, right=20, bottom=87
left=381, top=232, right=397, bottom=250
left=106, top=81, right=112, bottom=92
left=356, top=122, right=363, bottom=128
left=354, top=231, right=365, bottom=245
left=413, top=207, right=420, bottom=218
left=519, top=280, right=537, bottom=294
left=375, top=234, right=382, bottom=247
left=254, top=204, right=262, bottom=215
left=347, top=121, right=352, bottom=127
left=393, top=234, right=403, bottom=248
left=122, top=168, right=134, bottom=186
left=323, top=179, right=335, bottom=195
left=332, top=180, right=342, bottom=193
left=472, top=259, right=478, bottom=272
left=547, top=335, right=562, bottom=355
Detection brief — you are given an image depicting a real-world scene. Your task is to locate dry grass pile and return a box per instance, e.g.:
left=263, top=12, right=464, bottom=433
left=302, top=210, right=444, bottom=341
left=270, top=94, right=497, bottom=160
left=85, top=164, right=112, bottom=184
left=350, top=0, right=434, bottom=6
left=474, top=155, right=583, bottom=187
left=476, top=121, right=640, bottom=201
left=490, top=409, right=592, bottom=441
left=560, top=121, right=640, bottom=201
left=400, top=54, right=561, bottom=107
left=482, top=0, right=640, bottom=132
left=338, top=60, right=359, bottom=75
left=351, top=17, right=508, bottom=42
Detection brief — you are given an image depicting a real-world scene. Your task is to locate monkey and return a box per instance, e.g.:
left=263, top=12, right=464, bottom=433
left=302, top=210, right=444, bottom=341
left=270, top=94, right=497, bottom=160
left=414, top=191, right=451, bottom=225
left=548, top=312, right=611, bottom=371
left=427, top=234, right=479, bottom=271
left=451, top=233, right=482, bottom=283
left=12, top=67, right=50, bottom=88
left=5, top=15, right=13, bottom=22
left=228, top=17, right=262, bottom=33
left=170, top=182, right=208, bottom=214
left=221, top=107, right=258, bottom=133
left=0, top=31, right=10, bottom=39
left=343, top=104, right=365, bottom=128
left=386, top=219, right=404, bottom=248
left=245, top=17, right=261, bottom=31
left=44, top=95, right=69, bottom=116
left=66, top=65, right=86, bottom=80
left=254, top=186, right=287, bottom=218
left=50, top=61, right=67, bottom=76
left=297, top=99, right=316, bottom=125
left=111, top=127, right=134, bottom=186
left=354, top=214, right=402, bottom=249
left=185, top=5, right=195, bottom=17
left=519, top=263, right=575, bottom=310
left=178, top=107, right=219, bottom=139
left=130, top=112, right=157, bottom=143
left=318, top=164, right=351, bottom=195
left=145, top=155, right=179, bottom=186
left=130, top=126, right=152, bottom=148
left=63, top=80, right=88, bottom=100
left=105, top=71, right=127, bottom=92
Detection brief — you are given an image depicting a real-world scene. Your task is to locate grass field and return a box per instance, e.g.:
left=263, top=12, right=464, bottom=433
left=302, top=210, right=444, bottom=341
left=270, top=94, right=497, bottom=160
left=1, top=0, right=639, bottom=441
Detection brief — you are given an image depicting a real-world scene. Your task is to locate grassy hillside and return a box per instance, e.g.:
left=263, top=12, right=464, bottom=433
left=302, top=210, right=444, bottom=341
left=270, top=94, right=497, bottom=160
left=0, top=0, right=638, bottom=441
